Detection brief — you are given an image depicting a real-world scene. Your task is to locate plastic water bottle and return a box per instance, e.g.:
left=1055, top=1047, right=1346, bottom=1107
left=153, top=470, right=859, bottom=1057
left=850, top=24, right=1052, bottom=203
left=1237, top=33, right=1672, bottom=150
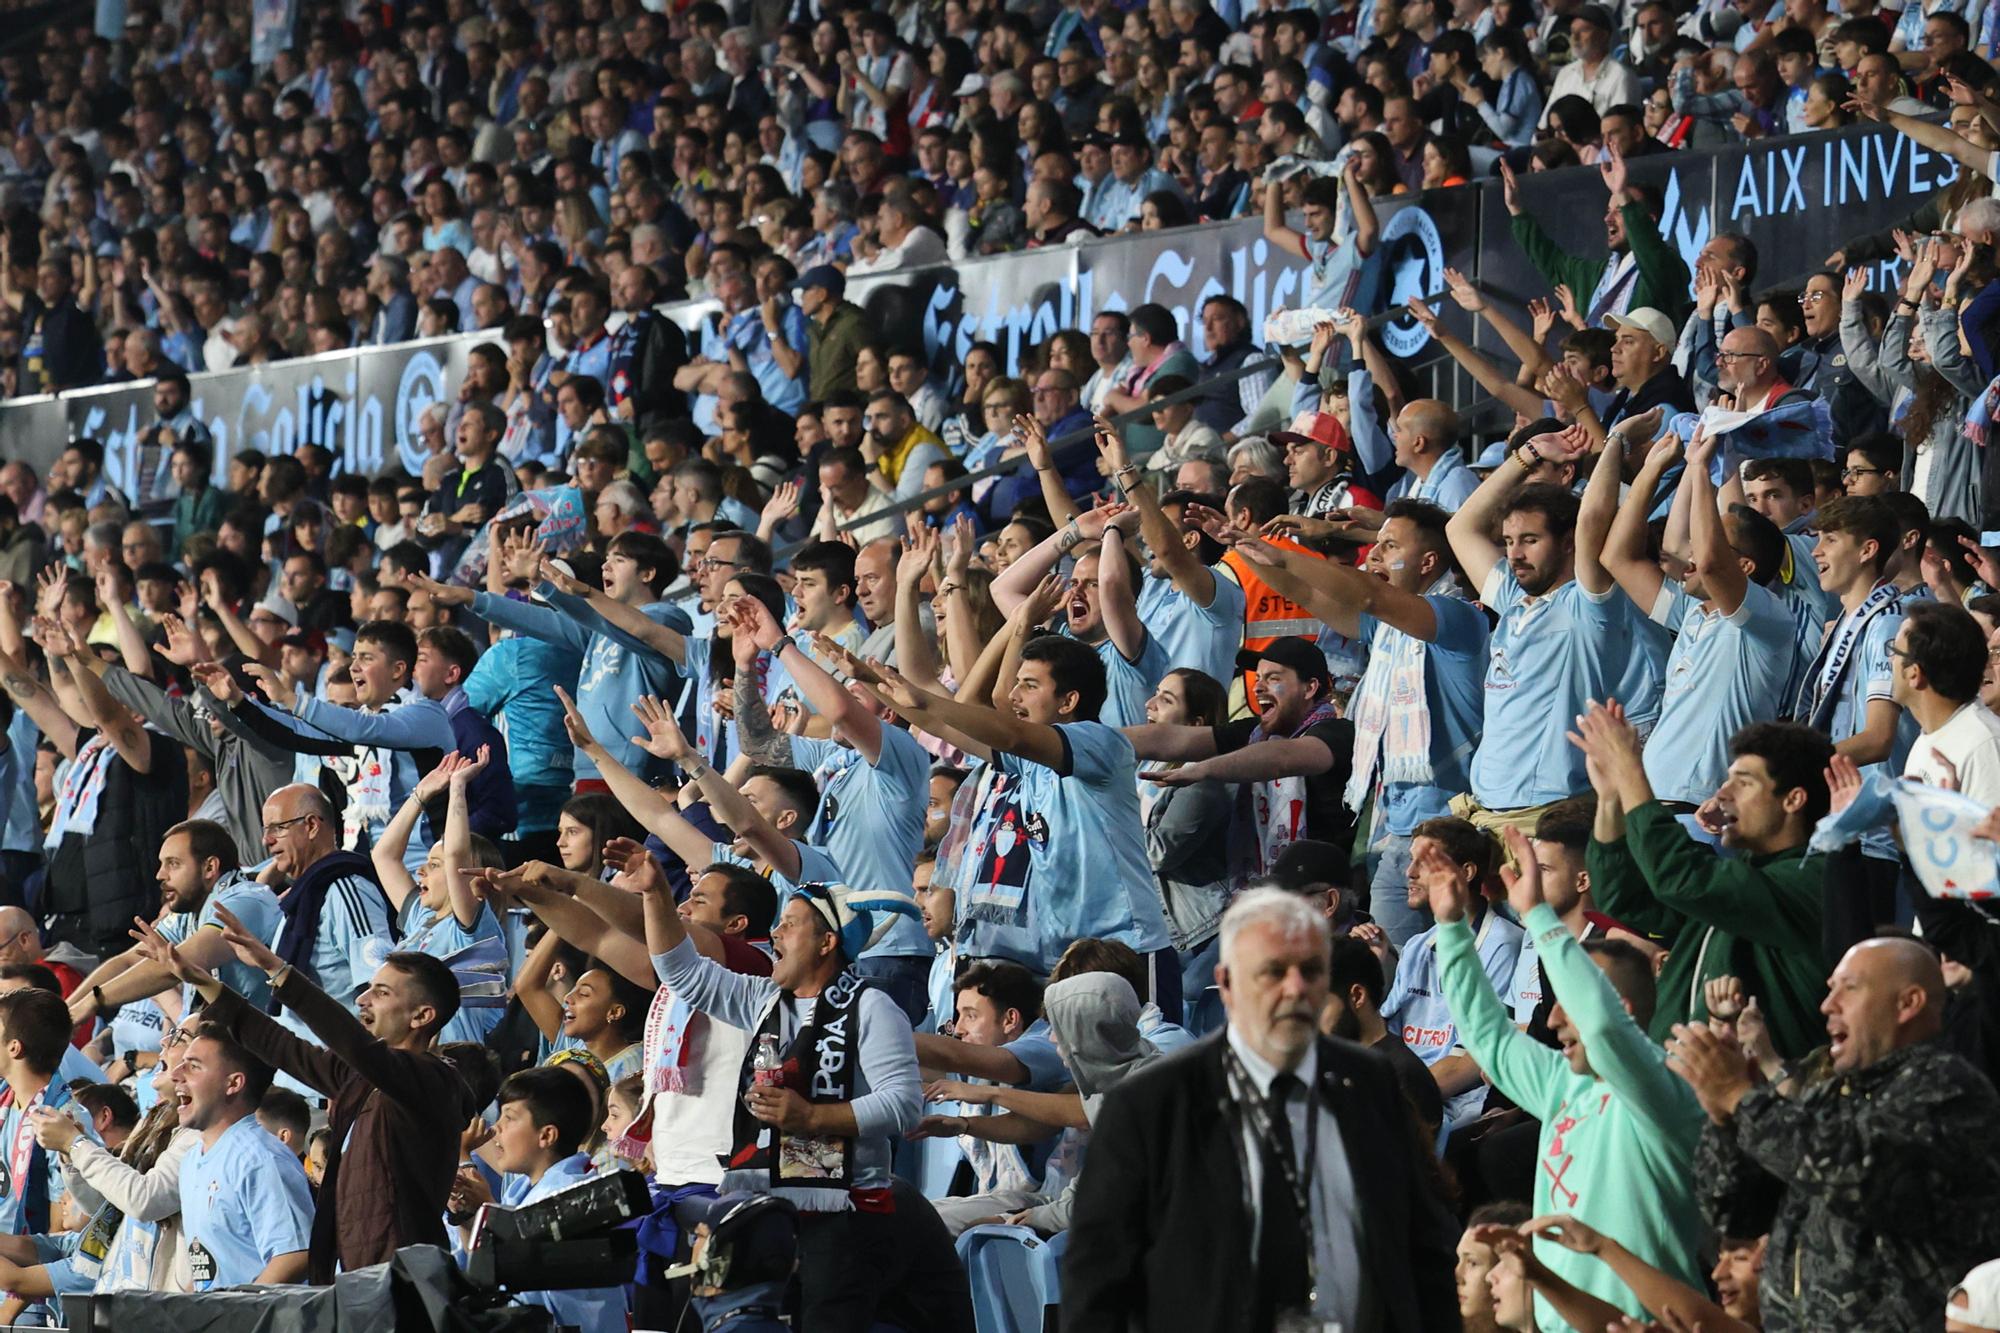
left=753, top=1034, right=784, bottom=1087
left=1264, top=307, right=1344, bottom=347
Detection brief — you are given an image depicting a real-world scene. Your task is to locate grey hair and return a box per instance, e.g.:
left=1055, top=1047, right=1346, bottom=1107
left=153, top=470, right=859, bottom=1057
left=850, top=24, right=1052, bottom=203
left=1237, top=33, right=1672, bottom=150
left=84, top=519, right=123, bottom=552
left=597, top=478, right=647, bottom=517
left=1226, top=436, right=1284, bottom=482
left=1219, top=888, right=1329, bottom=971
left=1958, top=197, right=2000, bottom=241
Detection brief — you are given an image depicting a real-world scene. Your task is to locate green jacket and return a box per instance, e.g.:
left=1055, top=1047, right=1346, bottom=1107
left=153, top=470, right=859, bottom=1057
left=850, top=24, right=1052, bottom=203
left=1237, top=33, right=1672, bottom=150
left=1510, top=202, right=1694, bottom=327
left=1588, top=802, right=1825, bottom=1058
left=173, top=484, right=229, bottom=556
left=808, top=301, right=870, bottom=401
left=1441, top=903, right=1705, bottom=1332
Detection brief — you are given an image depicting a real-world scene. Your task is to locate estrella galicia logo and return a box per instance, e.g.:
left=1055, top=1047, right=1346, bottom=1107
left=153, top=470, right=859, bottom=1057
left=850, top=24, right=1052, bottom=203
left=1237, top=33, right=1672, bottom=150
left=395, top=351, right=448, bottom=475
left=1378, top=205, right=1446, bottom=360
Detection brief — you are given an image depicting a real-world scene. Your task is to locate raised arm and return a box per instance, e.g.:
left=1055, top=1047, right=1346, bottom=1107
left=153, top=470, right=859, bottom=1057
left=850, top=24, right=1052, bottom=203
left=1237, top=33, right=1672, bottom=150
left=510, top=925, right=568, bottom=1040
left=1524, top=1216, right=1757, bottom=1333
left=372, top=756, right=460, bottom=914
left=1098, top=419, right=1216, bottom=605
left=536, top=557, right=687, bottom=664
left=555, top=686, right=720, bottom=873
left=1684, top=431, right=1747, bottom=615
left=1234, top=536, right=1436, bottom=641
left=859, top=659, right=1067, bottom=772
left=1571, top=422, right=1618, bottom=598
left=626, top=693, right=804, bottom=882
left=35, top=618, right=152, bottom=772
left=1096, top=521, right=1148, bottom=663
left=736, top=594, right=882, bottom=761
left=441, top=749, right=489, bottom=929
left=990, top=496, right=1122, bottom=616
left=892, top=525, right=945, bottom=692
left=1602, top=419, right=1676, bottom=613
left=1448, top=434, right=1542, bottom=592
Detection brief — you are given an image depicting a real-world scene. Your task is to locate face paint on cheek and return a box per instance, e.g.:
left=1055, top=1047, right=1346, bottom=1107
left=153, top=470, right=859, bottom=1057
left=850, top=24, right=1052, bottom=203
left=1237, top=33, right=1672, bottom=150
left=1386, top=560, right=1406, bottom=572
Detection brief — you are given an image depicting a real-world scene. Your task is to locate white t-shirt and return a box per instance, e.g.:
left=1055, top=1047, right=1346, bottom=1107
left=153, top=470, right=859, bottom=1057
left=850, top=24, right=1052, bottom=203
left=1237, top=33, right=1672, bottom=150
left=1904, top=700, right=2000, bottom=808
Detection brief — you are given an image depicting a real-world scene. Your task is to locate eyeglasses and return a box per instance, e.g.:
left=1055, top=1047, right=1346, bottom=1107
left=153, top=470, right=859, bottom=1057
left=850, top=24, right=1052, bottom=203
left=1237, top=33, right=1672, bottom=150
left=262, top=813, right=314, bottom=837
left=1715, top=350, right=1767, bottom=362
left=1841, top=466, right=1883, bottom=479
left=1887, top=643, right=1914, bottom=663
left=1798, top=291, right=1832, bottom=305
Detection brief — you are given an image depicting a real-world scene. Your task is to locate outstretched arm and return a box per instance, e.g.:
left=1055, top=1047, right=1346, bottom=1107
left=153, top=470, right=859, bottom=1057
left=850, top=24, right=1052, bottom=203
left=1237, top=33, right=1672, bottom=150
left=856, top=659, right=1068, bottom=772
left=555, top=687, right=720, bottom=873
left=627, top=694, right=803, bottom=882
left=1572, top=424, right=1619, bottom=596
left=1232, top=537, right=1437, bottom=641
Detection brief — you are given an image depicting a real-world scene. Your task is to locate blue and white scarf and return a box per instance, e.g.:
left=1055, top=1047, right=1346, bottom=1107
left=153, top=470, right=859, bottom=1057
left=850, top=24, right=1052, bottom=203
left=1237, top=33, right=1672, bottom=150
left=1796, top=579, right=1901, bottom=731
left=43, top=734, right=115, bottom=848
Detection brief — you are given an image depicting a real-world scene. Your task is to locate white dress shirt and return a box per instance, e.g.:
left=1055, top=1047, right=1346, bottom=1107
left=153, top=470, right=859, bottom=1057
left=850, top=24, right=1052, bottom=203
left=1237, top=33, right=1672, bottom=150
left=1225, top=1025, right=1364, bottom=1330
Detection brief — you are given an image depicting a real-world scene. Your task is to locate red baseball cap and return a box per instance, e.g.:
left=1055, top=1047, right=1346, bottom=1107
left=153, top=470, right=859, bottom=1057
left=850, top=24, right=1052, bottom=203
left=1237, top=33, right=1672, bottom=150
left=1268, top=411, right=1351, bottom=453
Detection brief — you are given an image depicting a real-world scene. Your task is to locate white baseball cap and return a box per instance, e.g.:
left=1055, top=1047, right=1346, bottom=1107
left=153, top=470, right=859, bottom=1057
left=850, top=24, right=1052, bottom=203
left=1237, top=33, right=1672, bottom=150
left=1603, top=306, right=1678, bottom=351
left=1949, top=1259, right=2000, bottom=1330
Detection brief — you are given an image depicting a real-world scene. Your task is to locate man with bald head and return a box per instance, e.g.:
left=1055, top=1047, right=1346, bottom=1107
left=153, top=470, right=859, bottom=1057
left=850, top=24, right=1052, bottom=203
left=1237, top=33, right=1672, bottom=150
left=253, top=784, right=397, bottom=1054
left=1673, top=934, right=2000, bottom=1330
left=853, top=538, right=913, bottom=663
left=1715, top=326, right=1797, bottom=414
left=0, top=908, right=80, bottom=1002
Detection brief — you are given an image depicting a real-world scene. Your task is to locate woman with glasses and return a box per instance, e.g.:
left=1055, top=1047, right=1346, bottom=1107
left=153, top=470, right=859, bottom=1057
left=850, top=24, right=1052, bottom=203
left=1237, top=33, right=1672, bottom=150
left=958, top=377, right=1033, bottom=510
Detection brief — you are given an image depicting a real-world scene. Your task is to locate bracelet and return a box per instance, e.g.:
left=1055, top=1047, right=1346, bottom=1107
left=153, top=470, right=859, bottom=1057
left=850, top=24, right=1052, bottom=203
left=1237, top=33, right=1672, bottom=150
left=1516, top=443, right=1544, bottom=468
left=1113, top=463, right=1140, bottom=479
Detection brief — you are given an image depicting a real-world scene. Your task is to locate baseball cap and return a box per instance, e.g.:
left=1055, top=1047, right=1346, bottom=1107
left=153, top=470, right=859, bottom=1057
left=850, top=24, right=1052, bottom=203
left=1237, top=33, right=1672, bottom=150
left=280, top=629, right=328, bottom=655
left=1262, top=840, right=1349, bottom=893
left=796, top=265, right=846, bottom=299
left=1235, top=635, right=1333, bottom=685
left=954, top=74, right=988, bottom=97
left=1111, top=131, right=1149, bottom=149
left=1473, top=439, right=1511, bottom=470
left=251, top=596, right=299, bottom=629
left=1268, top=410, right=1351, bottom=453
left=1571, top=3, right=1616, bottom=30
left=1603, top=306, right=1677, bottom=351
left=1079, top=130, right=1114, bottom=150
left=327, top=627, right=358, bottom=655
left=1950, top=1260, right=2000, bottom=1330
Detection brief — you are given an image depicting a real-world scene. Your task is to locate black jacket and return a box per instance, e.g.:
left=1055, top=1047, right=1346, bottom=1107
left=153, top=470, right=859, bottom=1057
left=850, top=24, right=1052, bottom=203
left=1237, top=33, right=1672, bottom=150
left=1062, top=1030, right=1461, bottom=1333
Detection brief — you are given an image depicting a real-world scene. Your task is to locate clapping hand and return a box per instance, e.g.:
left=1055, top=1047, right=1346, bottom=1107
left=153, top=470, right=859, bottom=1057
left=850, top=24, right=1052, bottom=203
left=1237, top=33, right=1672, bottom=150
left=1665, top=1021, right=1758, bottom=1124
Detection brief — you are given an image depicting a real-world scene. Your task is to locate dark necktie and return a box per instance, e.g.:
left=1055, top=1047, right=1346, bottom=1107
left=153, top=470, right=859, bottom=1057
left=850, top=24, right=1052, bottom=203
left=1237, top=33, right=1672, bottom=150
left=1256, top=1071, right=1312, bottom=1317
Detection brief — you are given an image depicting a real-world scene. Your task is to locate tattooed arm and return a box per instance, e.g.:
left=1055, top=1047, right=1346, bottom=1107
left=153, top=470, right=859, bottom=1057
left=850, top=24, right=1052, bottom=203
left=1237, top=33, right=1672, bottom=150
left=0, top=648, right=79, bottom=758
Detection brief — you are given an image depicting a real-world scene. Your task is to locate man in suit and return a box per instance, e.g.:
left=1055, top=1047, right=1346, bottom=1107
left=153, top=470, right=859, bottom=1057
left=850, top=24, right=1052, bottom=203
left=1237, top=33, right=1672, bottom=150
left=1063, top=889, right=1460, bottom=1332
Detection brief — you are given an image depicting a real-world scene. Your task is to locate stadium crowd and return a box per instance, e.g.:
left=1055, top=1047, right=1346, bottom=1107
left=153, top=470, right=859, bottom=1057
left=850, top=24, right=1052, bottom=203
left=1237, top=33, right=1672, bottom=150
left=9, top=0, right=2000, bottom=1327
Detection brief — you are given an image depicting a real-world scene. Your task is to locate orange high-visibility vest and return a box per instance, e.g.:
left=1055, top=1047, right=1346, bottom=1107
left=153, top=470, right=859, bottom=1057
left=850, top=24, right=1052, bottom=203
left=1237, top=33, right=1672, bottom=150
left=1224, top=533, right=1325, bottom=712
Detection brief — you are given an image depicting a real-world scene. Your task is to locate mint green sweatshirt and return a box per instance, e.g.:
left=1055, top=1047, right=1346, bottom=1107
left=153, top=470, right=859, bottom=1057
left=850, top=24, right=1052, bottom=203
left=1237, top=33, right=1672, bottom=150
left=1438, top=904, right=1707, bottom=1332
